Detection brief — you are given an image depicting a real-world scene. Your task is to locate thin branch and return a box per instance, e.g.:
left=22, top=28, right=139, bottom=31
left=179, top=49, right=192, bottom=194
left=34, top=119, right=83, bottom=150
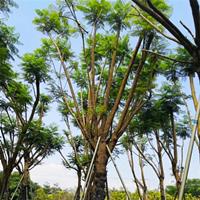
left=132, top=0, right=196, bottom=55
left=134, top=141, right=160, bottom=178
left=49, top=34, right=81, bottom=120
left=132, top=5, right=179, bottom=44
left=180, top=20, right=195, bottom=40
left=142, top=49, right=193, bottom=64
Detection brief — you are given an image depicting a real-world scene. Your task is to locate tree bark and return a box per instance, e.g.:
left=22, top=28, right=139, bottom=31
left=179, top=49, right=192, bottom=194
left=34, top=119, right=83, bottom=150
left=19, top=155, right=30, bottom=200
left=74, top=168, right=82, bottom=200
left=139, top=150, right=147, bottom=200
left=155, top=130, right=166, bottom=200
left=170, top=110, right=181, bottom=196
left=127, top=148, right=142, bottom=200
left=90, top=142, right=108, bottom=200
left=0, top=168, right=12, bottom=200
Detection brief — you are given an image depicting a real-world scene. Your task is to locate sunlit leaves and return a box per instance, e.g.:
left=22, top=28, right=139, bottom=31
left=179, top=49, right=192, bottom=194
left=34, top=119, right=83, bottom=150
left=21, top=49, right=50, bottom=83
left=77, top=0, right=111, bottom=26
left=0, top=21, right=19, bottom=61
left=24, top=121, right=64, bottom=152
left=33, top=6, right=70, bottom=35
left=7, top=81, right=32, bottom=110
left=132, top=0, right=171, bottom=33
left=107, top=0, right=132, bottom=31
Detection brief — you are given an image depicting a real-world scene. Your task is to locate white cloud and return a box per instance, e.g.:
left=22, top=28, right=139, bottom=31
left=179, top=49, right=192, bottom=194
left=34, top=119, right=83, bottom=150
left=30, top=163, right=77, bottom=189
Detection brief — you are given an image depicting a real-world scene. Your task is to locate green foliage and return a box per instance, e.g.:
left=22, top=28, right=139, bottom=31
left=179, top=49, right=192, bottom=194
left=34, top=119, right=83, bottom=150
left=77, top=0, right=111, bottom=26
left=63, top=134, right=91, bottom=169
left=21, top=49, right=50, bottom=83
left=33, top=186, right=74, bottom=200
left=166, top=179, right=200, bottom=198
left=6, top=81, right=32, bottom=110
left=108, top=190, right=176, bottom=200
left=33, top=6, right=71, bottom=34
left=34, top=188, right=49, bottom=200
left=156, top=82, right=184, bottom=113
left=132, top=0, right=171, bottom=33
left=107, top=0, right=132, bottom=31
left=109, top=190, right=126, bottom=200
left=0, top=0, right=17, bottom=13
left=0, top=22, right=19, bottom=60
left=37, top=94, right=52, bottom=115
left=24, top=121, right=64, bottom=153
left=0, top=172, right=39, bottom=200
left=0, top=21, right=19, bottom=89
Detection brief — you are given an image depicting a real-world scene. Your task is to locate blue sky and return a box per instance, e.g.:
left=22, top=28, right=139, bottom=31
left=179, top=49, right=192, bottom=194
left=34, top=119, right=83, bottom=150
left=4, top=0, right=200, bottom=190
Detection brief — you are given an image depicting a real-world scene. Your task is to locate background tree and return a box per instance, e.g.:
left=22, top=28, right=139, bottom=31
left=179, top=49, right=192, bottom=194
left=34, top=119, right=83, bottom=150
left=121, top=82, right=190, bottom=200
left=59, top=131, right=90, bottom=200
left=121, top=133, right=148, bottom=200
left=0, top=43, right=50, bottom=199
left=155, top=83, right=190, bottom=196
left=0, top=172, right=39, bottom=200
left=166, top=179, right=200, bottom=198
left=16, top=121, right=63, bottom=200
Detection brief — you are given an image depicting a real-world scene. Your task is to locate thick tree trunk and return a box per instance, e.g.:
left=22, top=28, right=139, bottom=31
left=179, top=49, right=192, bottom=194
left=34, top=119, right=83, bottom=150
left=0, top=168, right=12, bottom=200
left=90, top=142, right=108, bottom=200
left=74, top=169, right=82, bottom=200
left=19, top=155, right=30, bottom=200
left=159, top=177, right=166, bottom=200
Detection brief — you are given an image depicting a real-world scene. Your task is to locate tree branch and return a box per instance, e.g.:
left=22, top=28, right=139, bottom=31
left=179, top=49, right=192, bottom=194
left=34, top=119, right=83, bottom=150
left=132, top=0, right=196, bottom=55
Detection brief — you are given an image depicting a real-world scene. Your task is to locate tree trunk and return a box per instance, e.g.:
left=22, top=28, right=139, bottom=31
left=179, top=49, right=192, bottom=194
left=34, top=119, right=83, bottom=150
left=127, top=148, right=142, bottom=200
left=139, top=152, right=147, bottom=200
left=90, top=142, right=108, bottom=200
left=19, top=155, right=30, bottom=200
left=169, top=111, right=181, bottom=195
left=155, top=130, right=166, bottom=200
left=74, top=168, right=82, bottom=200
left=0, top=168, right=12, bottom=200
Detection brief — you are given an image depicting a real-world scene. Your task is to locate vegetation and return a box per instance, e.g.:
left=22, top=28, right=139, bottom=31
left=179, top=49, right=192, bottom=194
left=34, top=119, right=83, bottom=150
left=2, top=173, right=200, bottom=200
left=1, top=0, right=200, bottom=200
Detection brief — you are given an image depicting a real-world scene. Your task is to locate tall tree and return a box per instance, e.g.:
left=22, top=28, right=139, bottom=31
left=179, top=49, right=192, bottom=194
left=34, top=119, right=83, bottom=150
left=121, top=82, right=190, bottom=200
left=33, top=0, right=170, bottom=199
left=17, top=121, right=63, bottom=200
left=0, top=47, right=50, bottom=199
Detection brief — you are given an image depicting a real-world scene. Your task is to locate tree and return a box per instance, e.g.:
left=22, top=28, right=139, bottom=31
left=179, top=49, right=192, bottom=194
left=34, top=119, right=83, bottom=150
left=121, top=133, right=148, bottom=200
left=121, top=101, right=167, bottom=200
left=33, top=185, right=74, bottom=200
left=17, top=121, right=63, bottom=200
left=0, top=44, right=50, bottom=199
left=0, top=171, right=39, bottom=200
left=166, top=179, right=200, bottom=198
left=155, top=83, right=190, bottom=195
left=0, top=0, right=17, bottom=13
left=59, top=132, right=90, bottom=200
left=121, top=81, right=190, bottom=200
left=58, top=103, right=92, bottom=200
left=131, top=0, right=200, bottom=81
left=32, top=0, right=170, bottom=198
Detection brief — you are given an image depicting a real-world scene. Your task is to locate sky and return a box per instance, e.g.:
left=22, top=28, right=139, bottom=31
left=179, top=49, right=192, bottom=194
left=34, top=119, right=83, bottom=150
left=2, top=0, right=200, bottom=191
